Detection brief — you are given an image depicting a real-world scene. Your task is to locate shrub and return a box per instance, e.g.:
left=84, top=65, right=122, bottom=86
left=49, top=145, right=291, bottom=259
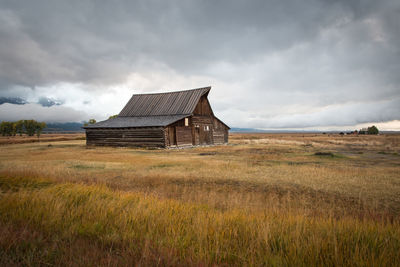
left=367, top=125, right=379, bottom=135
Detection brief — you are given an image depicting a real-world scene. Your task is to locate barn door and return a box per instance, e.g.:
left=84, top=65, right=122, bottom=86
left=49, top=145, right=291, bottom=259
left=198, top=127, right=203, bottom=145
left=200, top=125, right=211, bottom=145
left=169, top=127, right=176, bottom=146
left=209, top=127, right=214, bottom=144
left=193, top=127, right=200, bottom=145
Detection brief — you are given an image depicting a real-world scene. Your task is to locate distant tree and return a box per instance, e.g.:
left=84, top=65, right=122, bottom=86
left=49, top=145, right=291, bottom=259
left=0, top=121, right=14, bottom=136
left=358, top=128, right=367, bottom=134
left=84, top=119, right=97, bottom=126
left=109, top=115, right=118, bottom=119
left=36, top=122, right=47, bottom=138
left=0, top=121, right=6, bottom=136
left=24, top=120, right=38, bottom=136
left=1, top=120, right=46, bottom=137
left=15, top=120, right=25, bottom=136
left=367, top=125, right=379, bottom=135
left=11, top=122, right=17, bottom=136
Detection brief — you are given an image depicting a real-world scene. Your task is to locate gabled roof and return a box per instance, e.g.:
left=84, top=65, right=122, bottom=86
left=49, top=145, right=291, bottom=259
left=83, top=115, right=188, bottom=128
left=119, top=86, right=211, bottom=117
left=83, top=87, right=212, bottom=129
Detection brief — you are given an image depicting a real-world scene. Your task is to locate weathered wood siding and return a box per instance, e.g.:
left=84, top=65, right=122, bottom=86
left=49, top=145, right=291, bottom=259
left=192, top=116, right=212, bottom=125
left=164, top=126, right=175, bottom=147
left=213, top=130, right=225, bottom=144
left=193, top=95, right=213, bottom=116
left=86, top=127, right=165, bottom=147
left=165, top=118, right=193, bottom=147
left=213, top=117, right=229, bottom=144
left=176, top=126, right=192, bottom=146
left=191, top=96, right=215, bottom=145
left=85, top=90, right=229, bottom=148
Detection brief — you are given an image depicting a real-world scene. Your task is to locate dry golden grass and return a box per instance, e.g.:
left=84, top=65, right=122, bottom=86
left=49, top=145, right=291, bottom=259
left=0, top=133, right=85, bottom=145
left=0, top=133, right=399, bottom=266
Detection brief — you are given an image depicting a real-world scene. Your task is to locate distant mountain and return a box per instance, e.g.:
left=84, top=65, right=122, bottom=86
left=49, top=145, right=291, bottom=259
left=230, top=128, right=268, bottom=133
left=0, top=97, right=27, bottom=105
left=0, top=96, right=64, bottom=107
left=38, top=97, right=63, bottom=107
left=230, top=128, right=309, bottom=133
left=44, top=122, right=85, bottom=132
left=230, top=128, right=336, bottom=133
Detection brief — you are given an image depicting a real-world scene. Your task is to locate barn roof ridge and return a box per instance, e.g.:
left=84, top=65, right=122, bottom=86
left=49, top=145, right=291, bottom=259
left=121, top=113, right=192, bottom=118
left=129, top=86, right=211, bottom=96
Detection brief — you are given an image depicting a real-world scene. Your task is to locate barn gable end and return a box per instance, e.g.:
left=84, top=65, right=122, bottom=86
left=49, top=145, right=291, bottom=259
left=84, top=86, right=229, bottom=147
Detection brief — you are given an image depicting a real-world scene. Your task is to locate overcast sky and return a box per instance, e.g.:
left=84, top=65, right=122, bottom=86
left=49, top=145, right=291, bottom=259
left=0, top=0, right=399, bottom=130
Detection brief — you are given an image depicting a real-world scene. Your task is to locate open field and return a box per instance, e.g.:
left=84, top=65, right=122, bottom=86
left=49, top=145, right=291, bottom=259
left=0, top=133, right=399, bottom=266
left=0, top=133, right=85, bottom=145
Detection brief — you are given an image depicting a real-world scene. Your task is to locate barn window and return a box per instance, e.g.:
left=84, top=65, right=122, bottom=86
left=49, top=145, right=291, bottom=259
left=185, top=118, right=189, bottom=126
left=206, top=125, right=209, bottom=131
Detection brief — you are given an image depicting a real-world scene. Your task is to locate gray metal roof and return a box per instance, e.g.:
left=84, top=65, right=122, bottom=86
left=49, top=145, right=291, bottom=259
left=119, top=86, right=211, bottom=117
left=83, top=115, right=187, bottom=129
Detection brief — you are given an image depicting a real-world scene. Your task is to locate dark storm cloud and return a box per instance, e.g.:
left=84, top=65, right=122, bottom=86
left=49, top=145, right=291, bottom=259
left=0, top=96, right=27, bottom=105
left=0, top=0, right=399, bottom=128
left=0, top=0, right=394, bottom=87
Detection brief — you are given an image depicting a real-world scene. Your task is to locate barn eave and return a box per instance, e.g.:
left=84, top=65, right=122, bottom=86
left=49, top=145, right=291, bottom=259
left=82, top=115, right=190, bottom=129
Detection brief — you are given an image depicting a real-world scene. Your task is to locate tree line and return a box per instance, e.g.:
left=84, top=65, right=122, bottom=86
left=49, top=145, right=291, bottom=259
left=0, top=120, right=47, bottom=137
left=358, top=125, right=379, bottom=135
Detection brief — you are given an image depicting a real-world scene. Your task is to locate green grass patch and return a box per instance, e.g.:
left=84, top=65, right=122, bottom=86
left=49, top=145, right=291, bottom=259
left=69, top=164, right=105, bottom=170
left=286, top=161, right=310, bottom=166
left=148, top=163, right=176, bottom=169
left=378, top=151, right=399, bottom=156
left=53, top=144, right=81, bottom=149
left=313, top=151, right=346, bottom=158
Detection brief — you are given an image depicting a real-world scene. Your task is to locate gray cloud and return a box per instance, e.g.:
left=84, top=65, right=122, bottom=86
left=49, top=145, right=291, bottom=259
left=0, top=103, right=89, bottom=123
left=0, top=104, right=89, bottom=122
left=254, top=98, right=400, bottom=129
left=0, top=0, right=399, bottom=129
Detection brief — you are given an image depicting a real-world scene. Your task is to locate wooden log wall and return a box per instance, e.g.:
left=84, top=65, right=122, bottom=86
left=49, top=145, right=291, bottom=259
left=164, top=127, right=172, bottom=147
left=192, top=116, right=212, bottom=125
left=192, top=127, right=199, bottom=145
left=86, top=127, right=165, bottom=147
left=213, top=130, right=225, bottom=144
left=224, top=129, right=229, bottom=143
left=213, top=117, right=229, bottom=144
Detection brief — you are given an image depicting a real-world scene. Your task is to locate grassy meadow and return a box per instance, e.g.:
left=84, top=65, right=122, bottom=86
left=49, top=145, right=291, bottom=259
left=0, top=133, right=399, bottom=266
left=0, top=133, right=85, bottom=145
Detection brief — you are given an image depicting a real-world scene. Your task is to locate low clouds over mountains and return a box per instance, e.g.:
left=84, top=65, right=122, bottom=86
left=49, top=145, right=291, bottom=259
left=0, top=0, right=399, bottom=129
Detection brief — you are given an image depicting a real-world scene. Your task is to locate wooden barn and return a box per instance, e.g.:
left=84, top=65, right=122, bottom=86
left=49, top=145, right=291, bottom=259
left=84, top=86, right=230, bottom=148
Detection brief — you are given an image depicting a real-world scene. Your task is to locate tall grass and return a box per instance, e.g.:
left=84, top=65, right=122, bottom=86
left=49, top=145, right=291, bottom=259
left=1, top=133, right=400, bottom=265
left=1, top=175, right=399, bottom=266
